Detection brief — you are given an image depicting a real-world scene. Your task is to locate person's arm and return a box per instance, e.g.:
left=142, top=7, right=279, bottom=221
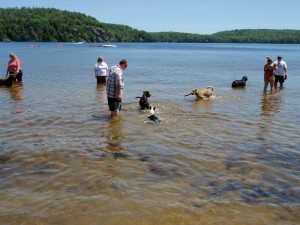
left=116, top=84, right=122, bottom=101
left=16, top=58, right=20, bottom=74
left=94, top=64, right=98, bottom=77
left=284, top=66, right=288, bottom=80
left=6, top=63, right=9, bottom=78
left=115, top=72, right=123, bottom=101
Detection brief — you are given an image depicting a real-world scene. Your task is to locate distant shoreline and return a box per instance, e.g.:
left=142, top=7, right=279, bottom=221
left=1, top=7, right=300, bottom=44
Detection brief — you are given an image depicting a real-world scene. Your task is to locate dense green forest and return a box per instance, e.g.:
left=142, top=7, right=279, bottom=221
left=1, top=7, right=300, bottom=43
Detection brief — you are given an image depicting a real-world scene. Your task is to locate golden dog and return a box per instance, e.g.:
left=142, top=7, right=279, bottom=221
left=190, top=86, right=214, bottom=99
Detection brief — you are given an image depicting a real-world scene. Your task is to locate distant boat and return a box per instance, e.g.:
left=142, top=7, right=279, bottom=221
left=90, top=44, right=102, bottom=47
left=27, top=45, right=40, bottom=48
left=73, top=41, right=85, bottom=44
left=102, top=44, right=117, bottom=48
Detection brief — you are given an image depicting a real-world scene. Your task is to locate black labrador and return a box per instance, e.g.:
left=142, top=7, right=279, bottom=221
left=232, top=76, right=248, bottom=88
left=0, top=75, right=15, bottom=87
left=136, top=91, right=151, bottom=110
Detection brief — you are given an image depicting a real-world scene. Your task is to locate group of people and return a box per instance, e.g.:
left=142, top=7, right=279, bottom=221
left=264, top=55, right=288, bottom=91
left=94, top=56, right=128, bottom=118
left=6, top=52, right=23, bottom=82
left=94, top=55, right=288, bottom=118
left=95, top=55, right=288, bottom=119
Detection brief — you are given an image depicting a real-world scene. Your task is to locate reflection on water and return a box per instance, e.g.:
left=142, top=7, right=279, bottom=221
left=106, top=116, right=124, bottom=154
left=261, top=90, right=283, bottom=117
left=257, top=90, right=284, bottom=150
left=0, top=83, right=24, bottom=103
left=9, top=83, right=24, bottom=103
left=0, top=83, right=24, bottom=115
left=0, top=43, right=299, bottom=225
left=96, top=83, right=106, bottom=103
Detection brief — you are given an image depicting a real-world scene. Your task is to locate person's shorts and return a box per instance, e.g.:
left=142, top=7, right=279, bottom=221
left=107, top=97, right=122, bottom=112
left=264, top=74, right=274, bottom=82
left=275, top=75, right=285, bottom=84
left=96, top=76, right=106, bottom=83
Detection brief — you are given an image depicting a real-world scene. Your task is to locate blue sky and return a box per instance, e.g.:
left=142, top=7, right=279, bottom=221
left=1, top=0, right=299, bottom=34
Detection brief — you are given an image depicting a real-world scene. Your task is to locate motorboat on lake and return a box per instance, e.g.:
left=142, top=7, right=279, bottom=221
left=101, top=44, right=117, bottom=48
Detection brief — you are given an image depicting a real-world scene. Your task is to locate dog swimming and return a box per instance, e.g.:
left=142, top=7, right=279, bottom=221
left=136, top=91, right=151, bottom=110
left=232, top=76, right=248, bottom=88
left=185, top=86, right=214, bottom=99
left=0, top=74, right=15, bottom=87
left=148, top=106, right=161, bottom=122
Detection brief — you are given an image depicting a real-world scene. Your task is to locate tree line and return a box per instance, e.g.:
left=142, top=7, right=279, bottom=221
left=1, top=7, right=300, bottom=43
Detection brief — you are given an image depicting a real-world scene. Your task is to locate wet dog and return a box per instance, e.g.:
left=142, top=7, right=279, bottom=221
left=185, top=86, right=214, bottom=99
left=232, top=76, right=248, bottom=88
left=136, top=91, right=151, bottom=110
left=0, top=75, right=15, bottom=87
left=148, top=106, right=160, bottom=122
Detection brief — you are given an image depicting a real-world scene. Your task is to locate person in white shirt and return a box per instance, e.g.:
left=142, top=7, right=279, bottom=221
left=274, top=55, right=288, bottom=89
left=94, top=56, right=109, bottom=83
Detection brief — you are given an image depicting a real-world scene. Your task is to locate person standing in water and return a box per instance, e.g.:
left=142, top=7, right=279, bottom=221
left=6, top=52, right=23, bottom=82
left=94, top=56, right=109, bottom=83
left=106, top=59, right=128, bottom=118
left=264, top=57, right=276, bottom=92
left=274, top=55, right=288, bottom=89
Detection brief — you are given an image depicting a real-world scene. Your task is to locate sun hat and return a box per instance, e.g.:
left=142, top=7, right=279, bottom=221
left=266, top=57, right=273, bottom=61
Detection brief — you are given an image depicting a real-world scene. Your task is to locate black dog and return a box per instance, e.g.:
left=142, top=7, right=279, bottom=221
left=148, top=106, right=161, bottom=122
left=0, top=75, right=15, bottom=87
left=232, top=76, right=248, bottom=88
left=136, top=91, right=151, bottom=110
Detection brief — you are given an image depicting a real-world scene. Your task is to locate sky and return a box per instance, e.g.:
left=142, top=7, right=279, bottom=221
left=1, top=0, right=299, bottom=34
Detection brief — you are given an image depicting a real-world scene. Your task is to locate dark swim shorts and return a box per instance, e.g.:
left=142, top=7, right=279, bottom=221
left=275, top=75, right=285, bottom=84
left=107, top=97, right=122, bottom=111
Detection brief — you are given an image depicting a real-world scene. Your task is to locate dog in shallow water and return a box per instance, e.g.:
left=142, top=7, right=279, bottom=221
left=0, top=75, right=15, bottom=87
left=185, top=86, right=214, bottom=99
left=232, top=76, right=248, bottom=88
left=148, top=106, right=161, bottom=122
left=136, top=91, right=151, bottom=110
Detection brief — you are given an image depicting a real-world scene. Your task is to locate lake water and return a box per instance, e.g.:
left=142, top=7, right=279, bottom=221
left=0, top=42, right=299, bottom=225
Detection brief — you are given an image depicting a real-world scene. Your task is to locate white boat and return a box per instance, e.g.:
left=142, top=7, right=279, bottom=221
left=73, top=41, right=85, bottom=44
left=102, top=44, right=117, bottom=48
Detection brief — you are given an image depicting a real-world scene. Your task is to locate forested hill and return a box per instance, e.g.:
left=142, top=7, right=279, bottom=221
left=0, top=7, right=110, bottom=42
left=1, top=7, right=300, bottom=43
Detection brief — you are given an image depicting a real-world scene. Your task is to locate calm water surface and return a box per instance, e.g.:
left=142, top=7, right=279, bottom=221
left=0, top=42, right=299, bottom=225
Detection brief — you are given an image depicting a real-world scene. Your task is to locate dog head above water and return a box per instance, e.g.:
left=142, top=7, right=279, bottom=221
left=242, top=76, right=248, bottom=81
left=142, top=91, right=151, bottom=98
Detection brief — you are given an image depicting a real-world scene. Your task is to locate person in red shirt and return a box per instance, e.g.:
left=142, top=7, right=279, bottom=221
left=264, top=57, right=276, bottom=92
left=6, top=52, right=23, bottom=82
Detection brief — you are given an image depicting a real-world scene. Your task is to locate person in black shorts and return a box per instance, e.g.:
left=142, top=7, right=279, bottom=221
left=274, top=55, right=288, bottom=89
left=106, top=59, right=128, bottom=118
